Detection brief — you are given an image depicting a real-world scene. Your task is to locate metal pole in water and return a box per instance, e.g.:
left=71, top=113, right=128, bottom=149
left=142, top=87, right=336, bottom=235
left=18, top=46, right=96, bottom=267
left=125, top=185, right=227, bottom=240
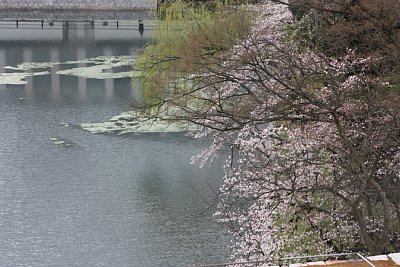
left=139, top=20, right=144, bottom=30
left=138, top=20, right=144, bottom=36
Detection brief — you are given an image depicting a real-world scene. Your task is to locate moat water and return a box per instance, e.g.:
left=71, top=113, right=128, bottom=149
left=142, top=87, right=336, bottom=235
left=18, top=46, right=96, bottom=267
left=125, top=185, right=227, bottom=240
left=0, top=18, right=230, bottom=267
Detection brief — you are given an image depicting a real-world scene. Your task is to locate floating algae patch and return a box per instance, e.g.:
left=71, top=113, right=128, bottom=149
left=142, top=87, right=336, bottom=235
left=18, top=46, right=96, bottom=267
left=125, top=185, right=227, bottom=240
left=80, top=111, right=197, bottom=134
left=64, top=55, right=135, bottom=67
left=4, top=62, right=59, bottom=71
left=3, top=55, right=133, bottom=71
left=2, top=55, right=139, bottom=81
left=0, top=71, right=50, bottom=85
left=49, top=137, right=73, bottom=147
left=3, top=66, right=25, bottom=71
left=57, top=55, right=139, bottom=79
left=56, top=65, right=136, bottom=79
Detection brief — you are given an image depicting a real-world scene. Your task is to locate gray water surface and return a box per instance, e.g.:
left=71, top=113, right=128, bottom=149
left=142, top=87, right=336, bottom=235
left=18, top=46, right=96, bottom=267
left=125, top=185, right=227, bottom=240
left=0, top=19, right=230, bottom=267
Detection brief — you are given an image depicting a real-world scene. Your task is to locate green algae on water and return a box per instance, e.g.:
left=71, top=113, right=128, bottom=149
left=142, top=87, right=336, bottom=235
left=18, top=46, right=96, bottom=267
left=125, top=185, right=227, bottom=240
left=1, top=55, right=139, bottom=83
left=0, top=71, right=50, bottom=85
left=80, top=111, right=197, bottom=134
left=49, top=137, right=73, bottom=147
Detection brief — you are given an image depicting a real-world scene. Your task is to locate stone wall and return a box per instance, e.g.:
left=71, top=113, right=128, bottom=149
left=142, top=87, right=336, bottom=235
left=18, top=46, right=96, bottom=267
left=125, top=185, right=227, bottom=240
left=0, top=0, right=157, bottom=11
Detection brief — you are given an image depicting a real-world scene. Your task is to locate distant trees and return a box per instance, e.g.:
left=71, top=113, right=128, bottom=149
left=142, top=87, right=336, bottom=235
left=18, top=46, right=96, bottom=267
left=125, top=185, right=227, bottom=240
left=136, top=0, right=400, bottom=261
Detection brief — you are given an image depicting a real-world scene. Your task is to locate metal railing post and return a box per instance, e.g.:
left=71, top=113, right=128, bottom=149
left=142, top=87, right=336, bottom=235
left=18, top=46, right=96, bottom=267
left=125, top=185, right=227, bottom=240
left=356, top=253, right=359, bottom=267
left=355, top=253, right=376, bottom=267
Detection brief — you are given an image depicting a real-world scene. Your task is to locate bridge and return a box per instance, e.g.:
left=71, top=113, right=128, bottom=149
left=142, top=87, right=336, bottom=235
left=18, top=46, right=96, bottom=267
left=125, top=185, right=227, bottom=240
left=0, top=0, right=157, bottom=11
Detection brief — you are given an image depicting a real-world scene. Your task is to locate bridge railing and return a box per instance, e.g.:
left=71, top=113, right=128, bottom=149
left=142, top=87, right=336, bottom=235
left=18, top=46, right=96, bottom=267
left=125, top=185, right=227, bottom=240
left=193, top=252, right=377, bottom=267
left=0, top=18, right=154, bottom=30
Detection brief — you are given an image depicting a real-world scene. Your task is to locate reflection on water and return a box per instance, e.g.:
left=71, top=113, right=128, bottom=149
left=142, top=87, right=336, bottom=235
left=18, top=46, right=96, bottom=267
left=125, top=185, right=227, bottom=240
left=0, top=18, right=230, bottom=267
left=0, top=20, right=149, bottom=104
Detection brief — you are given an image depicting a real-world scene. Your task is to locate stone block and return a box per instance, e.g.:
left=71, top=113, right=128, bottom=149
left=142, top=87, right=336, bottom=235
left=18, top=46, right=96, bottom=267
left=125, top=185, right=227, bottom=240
left=305, top=261, right=327, bottom=266
left=368, top=255, right=389, bottom=261
left=388, top=253, right=400, bottom=265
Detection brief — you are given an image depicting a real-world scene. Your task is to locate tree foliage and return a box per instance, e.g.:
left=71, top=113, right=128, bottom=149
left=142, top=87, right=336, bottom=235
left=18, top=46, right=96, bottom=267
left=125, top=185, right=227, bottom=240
left=135, top=0, right=400, bottom=262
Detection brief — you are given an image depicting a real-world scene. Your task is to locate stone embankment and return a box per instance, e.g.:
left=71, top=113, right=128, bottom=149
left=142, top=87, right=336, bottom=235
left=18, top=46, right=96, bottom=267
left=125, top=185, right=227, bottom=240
left=0, top=0, right=157, bottom=11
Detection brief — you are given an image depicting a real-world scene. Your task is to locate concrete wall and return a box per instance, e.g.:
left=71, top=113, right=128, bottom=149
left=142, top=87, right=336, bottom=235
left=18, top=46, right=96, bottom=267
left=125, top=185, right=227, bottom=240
left=0, top=0, right=157, bottom=11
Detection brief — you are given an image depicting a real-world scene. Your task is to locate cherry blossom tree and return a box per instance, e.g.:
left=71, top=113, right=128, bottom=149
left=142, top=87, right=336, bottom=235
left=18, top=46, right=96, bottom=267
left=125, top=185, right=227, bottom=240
left=136, top=0, right=400, bottom=262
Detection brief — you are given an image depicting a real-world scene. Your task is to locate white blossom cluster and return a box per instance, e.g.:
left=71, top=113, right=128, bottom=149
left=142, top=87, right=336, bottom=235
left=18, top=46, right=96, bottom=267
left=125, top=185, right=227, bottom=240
left=185, top=1, right=400, bottom=263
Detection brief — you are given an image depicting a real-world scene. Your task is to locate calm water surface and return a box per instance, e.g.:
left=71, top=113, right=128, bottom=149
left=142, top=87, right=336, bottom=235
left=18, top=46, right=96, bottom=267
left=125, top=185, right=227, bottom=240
left=0, top=19, right=230, bottom=266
